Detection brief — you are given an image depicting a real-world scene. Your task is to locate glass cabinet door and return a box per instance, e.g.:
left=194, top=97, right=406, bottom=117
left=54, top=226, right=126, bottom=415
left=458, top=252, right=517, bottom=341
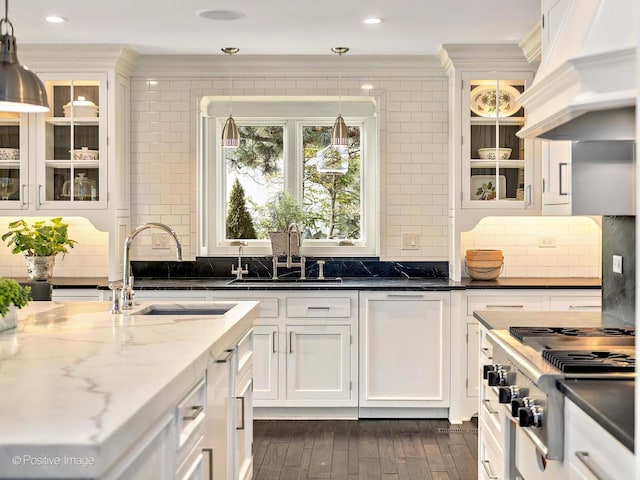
left=463, top=74, right=532, bottom=208
left=0, top=112, right=28, bottom=208
left=37, top=74, right=107, bottom=209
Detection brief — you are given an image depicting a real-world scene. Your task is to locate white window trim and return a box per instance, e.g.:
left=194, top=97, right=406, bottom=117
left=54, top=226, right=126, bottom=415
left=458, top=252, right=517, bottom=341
left=198, top=96, right=379, bottom=257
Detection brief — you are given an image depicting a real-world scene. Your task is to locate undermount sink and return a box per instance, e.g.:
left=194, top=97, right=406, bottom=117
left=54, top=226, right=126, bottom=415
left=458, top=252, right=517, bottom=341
left=227, top=277, right=342, bottom=285
left=132, top=303, right=236, bottom=316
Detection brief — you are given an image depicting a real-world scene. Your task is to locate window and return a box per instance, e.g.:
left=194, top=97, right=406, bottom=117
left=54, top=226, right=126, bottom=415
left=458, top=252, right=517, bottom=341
left=199, top=97, right=378, bottom=256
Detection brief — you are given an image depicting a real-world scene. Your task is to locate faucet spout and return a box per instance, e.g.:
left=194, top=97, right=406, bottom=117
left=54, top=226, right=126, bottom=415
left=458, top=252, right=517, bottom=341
left=121, top=222, right=183, bottom=309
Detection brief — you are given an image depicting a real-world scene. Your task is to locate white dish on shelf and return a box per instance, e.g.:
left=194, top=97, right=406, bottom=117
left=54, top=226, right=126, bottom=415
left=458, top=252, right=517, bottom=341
left=63, top=96, right=98, bottom=118
left=71, top=147, right=99, bottom=160
left=470, top=83, right=521, bottom=118
left=0, top=148, right=19, bottom=160
left=470, top=175, right=506, bottom=200
left=478, top=148, right=512, bottom=160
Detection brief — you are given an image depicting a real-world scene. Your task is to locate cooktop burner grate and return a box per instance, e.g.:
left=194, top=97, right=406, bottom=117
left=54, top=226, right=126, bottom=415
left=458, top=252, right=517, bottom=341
left=541, top=349, right=636, bottom=373
left=509, top=326, right=635, bottom=343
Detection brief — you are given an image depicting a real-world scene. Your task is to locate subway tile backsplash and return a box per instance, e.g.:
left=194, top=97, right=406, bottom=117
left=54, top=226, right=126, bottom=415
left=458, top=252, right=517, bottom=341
left=461, top=216, right=601, bottom=278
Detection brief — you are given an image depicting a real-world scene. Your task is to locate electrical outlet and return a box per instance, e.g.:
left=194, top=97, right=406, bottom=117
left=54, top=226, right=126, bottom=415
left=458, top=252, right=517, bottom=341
left=152, top=232, right=170, bottom=249
left=538, top=236, right=556, bottom=248
left=401, top=233, right=419, bottom=250
left=613, top=255, right=623, bottom=274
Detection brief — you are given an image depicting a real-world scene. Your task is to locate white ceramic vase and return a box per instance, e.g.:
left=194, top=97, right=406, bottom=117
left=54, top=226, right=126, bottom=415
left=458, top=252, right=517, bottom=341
left=0, top=305, right=17, bottom=333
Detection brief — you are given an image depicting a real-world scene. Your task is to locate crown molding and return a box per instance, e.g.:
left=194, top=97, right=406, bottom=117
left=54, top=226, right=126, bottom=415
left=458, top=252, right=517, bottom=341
left=519, top=22, right=542, bottom=64
left=20, top=44, right=139, bottom=76
left=437, top=43, right=532, bottom=73
left=132, top=54, right=446, bottom=78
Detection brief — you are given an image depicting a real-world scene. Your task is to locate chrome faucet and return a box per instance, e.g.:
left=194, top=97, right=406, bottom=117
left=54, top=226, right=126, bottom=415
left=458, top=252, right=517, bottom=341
left=230, top=241, right=249, bottom=279
left=121, top=223, right=183, bottom=309
left=272, top=223, right=306, bottom=279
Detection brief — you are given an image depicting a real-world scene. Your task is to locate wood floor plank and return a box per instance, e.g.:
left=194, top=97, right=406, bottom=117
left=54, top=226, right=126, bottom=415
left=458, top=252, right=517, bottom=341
left=404, top=457, right=433, bottom=480
left=308, top=429, right=334, bottom=478
left=331, top=449, right=349, bottom=478
left=358, top=457, right=382, bottom=479
left=448, top=444, right=476, bottom=479
left=253, top=419, right=478, bottom=480
left=401, top=434, right=426, bottom=458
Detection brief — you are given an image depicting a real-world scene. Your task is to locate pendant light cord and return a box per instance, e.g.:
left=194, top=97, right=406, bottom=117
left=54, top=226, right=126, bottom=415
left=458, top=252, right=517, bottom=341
left=227, top=51, right=232, bottom=116
left=1, top=0, right=13, bottom=34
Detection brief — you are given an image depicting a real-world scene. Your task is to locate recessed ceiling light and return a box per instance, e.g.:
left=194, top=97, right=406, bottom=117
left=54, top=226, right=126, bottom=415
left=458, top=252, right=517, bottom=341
left=197, top=9, right=245, bottom=21
left=46, top=15, right=67, bottom=23
left=364, top=18, right=382, bottom=25
left=361, top=83, right=374, bottom=90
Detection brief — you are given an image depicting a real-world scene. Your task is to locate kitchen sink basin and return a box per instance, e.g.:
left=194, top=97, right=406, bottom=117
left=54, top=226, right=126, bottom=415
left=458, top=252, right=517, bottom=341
left=227, top=277, right=342, bottom=285
left=132, top=303, right=236, bottom=316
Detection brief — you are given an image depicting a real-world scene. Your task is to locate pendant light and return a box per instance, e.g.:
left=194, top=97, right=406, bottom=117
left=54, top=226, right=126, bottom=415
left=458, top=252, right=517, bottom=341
left=0, top=0, right=49, bottom=112
left=331, top=47, right=349, bottom=146
left=221, top=47, right=239, bottom=148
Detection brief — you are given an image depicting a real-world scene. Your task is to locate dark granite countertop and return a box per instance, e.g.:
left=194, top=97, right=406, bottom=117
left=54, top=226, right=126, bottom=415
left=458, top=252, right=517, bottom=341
left=86, top=276, right=601, bottom=291
left=472, top=311, right=625, bottom=331
left=14, top=277, right=109, bottom=289
left=557, top=379, right=634, bottom=451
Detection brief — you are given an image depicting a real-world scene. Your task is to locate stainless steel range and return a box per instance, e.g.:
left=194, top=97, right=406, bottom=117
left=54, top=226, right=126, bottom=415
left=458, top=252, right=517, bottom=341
left=484, top=326, right=635, bottom=461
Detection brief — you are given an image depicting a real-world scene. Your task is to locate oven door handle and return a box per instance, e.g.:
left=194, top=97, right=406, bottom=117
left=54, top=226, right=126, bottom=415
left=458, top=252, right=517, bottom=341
left=575, top=451, right=612, bottom=480
left=481, top=460, right=499, bottom=480
left=481, top=399, right=499, bottom=416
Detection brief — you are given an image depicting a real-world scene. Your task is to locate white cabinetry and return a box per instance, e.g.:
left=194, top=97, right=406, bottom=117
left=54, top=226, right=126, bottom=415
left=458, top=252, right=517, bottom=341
left=438, top=44, right=539, bottom=280
left=542, top=140, right=571, bottom=214
left=212, top=290, right=358, bottom=418
left=52, top=287, right=101, bottom=301
left=18, top=45, right=136, bottom=280
left=0, top=112, right=28, bottom=208
left=358, top=291, right=450, bottom=417
left=451, top=288, right=601, bottom=423
left=564, top=398, right=634, bottom=479
left=206, top=329, right=254, bottom=480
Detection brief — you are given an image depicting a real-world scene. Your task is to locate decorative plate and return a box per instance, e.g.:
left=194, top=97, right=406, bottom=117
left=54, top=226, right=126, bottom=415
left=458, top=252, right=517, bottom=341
left=470, top=84, right=521, bottom=118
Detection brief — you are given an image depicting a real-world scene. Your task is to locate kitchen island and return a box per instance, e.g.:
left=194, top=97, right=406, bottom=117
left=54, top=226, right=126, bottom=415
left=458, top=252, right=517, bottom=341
left=0, top=300, right=258, bottom=479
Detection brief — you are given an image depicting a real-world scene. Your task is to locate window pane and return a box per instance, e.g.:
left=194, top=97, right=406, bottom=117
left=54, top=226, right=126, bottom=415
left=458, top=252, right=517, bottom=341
left=302, top=125, right=361, bottom=240
left=225, top=125, right=284, bottom=240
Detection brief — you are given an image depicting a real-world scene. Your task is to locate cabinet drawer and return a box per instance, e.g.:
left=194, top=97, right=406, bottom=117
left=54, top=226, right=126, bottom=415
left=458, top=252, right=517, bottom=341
left=548, top=296, right=601, bottom=311
left=235, top=329, right=253, bottom=380
left=479, top=414, right=504, bottom=480
left=286, top=297, right=351, bottom=318
left=175, top=435, right=204, bottom=480
left=467, top=295, right=545, bottom=316
left=176, top=377, right=206, bottom=455
left=479, top=325, right=493, bottom=361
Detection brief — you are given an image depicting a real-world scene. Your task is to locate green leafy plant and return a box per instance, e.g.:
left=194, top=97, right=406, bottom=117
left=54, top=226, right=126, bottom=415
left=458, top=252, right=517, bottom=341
left=1, top=217, right=77, bottom=256
left=263, top=192, right=308, bottom=232
left=0, top=277, right=31, bottom=317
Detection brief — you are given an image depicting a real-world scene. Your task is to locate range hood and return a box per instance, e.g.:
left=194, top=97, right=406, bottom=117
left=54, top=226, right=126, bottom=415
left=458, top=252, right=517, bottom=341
left=517, top=0, right=636, bottom=141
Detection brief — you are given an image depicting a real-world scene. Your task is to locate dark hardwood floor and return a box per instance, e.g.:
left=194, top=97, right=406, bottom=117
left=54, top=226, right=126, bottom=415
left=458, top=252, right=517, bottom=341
left=252, top=419, right=478, bottom=480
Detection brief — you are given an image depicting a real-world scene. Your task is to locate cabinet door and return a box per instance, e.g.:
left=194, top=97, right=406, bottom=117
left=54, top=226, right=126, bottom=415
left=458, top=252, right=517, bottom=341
left=206, top=349, right=233, bottom=480
left=462, top=73, right=534, bottom=209
left=286, top=324, right=352, bottom=401
left=234, top=371, right=253, bottom=480
left=466, top=322, right=480, bottom=397
left=0, top=112, right=29, bottom=209
left=359, top=292, right=450, bottom=407
left=252, top=325, right=279, bottom=401
left=542, top=140, right=571, bottom=212
left=36, top=73, right=108, bottom=209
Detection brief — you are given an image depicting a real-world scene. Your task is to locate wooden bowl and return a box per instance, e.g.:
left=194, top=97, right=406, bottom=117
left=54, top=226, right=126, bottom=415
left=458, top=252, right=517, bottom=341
left=465, top=249, right=503, bottom=280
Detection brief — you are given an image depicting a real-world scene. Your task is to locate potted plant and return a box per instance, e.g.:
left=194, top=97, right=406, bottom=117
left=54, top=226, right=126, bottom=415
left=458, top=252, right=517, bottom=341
left=0, top=277, right=30, bottom=332
left=263, top=193, right=307, bottom=256
left=1, top=217, right=77, bottom=280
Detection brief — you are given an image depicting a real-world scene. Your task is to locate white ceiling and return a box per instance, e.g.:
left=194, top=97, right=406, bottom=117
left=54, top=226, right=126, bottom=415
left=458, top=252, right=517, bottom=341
left=11, top=0, right=541, bottom=56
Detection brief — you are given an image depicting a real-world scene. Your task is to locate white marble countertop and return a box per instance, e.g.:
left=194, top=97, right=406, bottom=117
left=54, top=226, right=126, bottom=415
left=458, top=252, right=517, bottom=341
left=0, top=300, right=258, bottom=479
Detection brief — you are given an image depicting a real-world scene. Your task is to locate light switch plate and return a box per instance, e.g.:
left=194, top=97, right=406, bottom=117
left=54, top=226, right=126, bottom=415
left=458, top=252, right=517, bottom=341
left=613, top=255, right=623, bottom=274
left=401, top=233, right=419, bottom=250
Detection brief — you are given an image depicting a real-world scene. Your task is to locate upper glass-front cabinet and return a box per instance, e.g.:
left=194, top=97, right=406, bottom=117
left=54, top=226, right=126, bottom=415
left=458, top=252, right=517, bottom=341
left=462, top=73, right=533, bottom=208
left=37, top=73, right=107, bottom=209
left=0, top=112, right=27, bottom=207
